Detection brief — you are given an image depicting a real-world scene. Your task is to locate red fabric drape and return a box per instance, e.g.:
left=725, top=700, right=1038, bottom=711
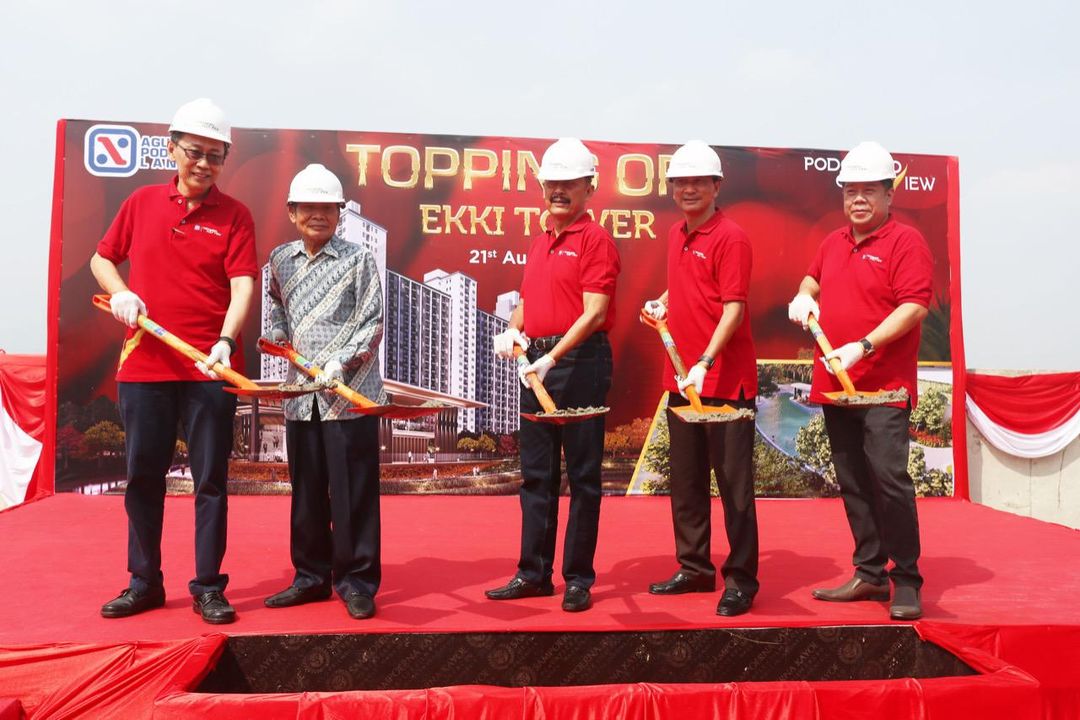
left=967, top=371, right=1080, bottom=434
left=0, top=354, right=47, bottom=504
left=0, top=355, right=46, bottom=442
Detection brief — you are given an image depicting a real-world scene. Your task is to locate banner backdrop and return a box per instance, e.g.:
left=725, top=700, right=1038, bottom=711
left=50, top=120, right=960, bottom=497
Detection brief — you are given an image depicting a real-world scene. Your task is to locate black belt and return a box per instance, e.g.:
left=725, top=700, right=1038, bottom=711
left=532, top=332, right=607, bottom=353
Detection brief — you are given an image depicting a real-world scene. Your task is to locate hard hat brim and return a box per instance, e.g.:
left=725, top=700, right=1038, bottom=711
left=536, top=170, right=596, bottom=182
left=836, top=171, right=896, bottom=183
left=665, top=169, right=724, bottom=179
left=168, top=122, right=231, bottom=145
left=287, top=195, right=347, bottom=204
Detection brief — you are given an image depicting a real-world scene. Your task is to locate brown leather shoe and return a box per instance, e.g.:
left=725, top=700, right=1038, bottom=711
left=811, top=577, right=890, bottom=602
left=889, top=585, right=923, bottom=620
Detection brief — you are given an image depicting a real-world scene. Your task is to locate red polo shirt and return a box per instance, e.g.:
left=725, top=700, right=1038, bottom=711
left=97, top=177, right=258, bottom=382
left=664, top=210, right=757, bottom=400
left=807, top=216, right=933, bottom=407
left=520, top=214, right=620, bottom=338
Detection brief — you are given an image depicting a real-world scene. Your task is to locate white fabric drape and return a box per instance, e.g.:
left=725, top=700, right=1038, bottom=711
left=0, top=385, right=42, bottom=508
left=966, top=393, right=1080, bottom=459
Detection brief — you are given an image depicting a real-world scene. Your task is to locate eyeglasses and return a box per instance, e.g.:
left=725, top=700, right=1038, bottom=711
left=174, top=142, right=227, bottom=166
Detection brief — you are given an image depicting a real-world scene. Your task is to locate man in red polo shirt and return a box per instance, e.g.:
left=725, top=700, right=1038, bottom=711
left=787, top=141, right=932, bottom=621
left=642, top=141, right=759, bottom=617
left=486, top=138, right=620, bottom=613
left=90, top=98, right=258, bottom=624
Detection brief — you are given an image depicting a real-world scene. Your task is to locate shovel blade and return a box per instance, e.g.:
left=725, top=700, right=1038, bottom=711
left=521, top=406, right=610, bottom=425
left=823, top=388, right=909, bottom=406
left=670, top=404, right=754, bottom=424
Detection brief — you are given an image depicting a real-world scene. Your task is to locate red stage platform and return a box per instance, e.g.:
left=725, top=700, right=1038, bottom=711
left=1, top=494, right=1078, bottom=718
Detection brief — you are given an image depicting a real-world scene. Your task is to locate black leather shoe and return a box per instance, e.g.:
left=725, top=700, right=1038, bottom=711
left=716, top=588, right=753, bottom=616
left=649, top=571, right=716, bottom=595
left=101, top=587, right=166, bottom=618
left=485, top=577, right=555, bottom=600
left=192, top=591, right=236, bottom=624
left=562, top=585, right=592, bottom=612
left=264, top=584, right=332, bottom=608
left=812, top=577, right=890, bottom=603
left=889, top=585, right=923, bottom=620
left=345, top=592, right=376, bottom=619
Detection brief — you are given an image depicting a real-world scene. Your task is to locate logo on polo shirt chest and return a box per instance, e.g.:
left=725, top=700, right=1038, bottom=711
left=861, top=253, right=882, bottom=263
left=194, top=224, right=222, bottom=237
left=692, top=249, right=707, bottom=261
left=556, top=249, right=578, bottom=258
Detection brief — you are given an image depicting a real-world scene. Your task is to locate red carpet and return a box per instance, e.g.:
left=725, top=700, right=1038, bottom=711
left=1, top=495, right=1079, bottom=718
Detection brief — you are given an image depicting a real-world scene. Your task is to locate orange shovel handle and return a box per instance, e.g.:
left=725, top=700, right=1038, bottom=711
left=640, top=309, right=706, bottom=412
left=92, top=294, right=259, bottom=390
left=256, top=337, right=377, bottom=408
left=806, top=314, right=857, bottom=396
left=512, top=345, right=559, bottom=415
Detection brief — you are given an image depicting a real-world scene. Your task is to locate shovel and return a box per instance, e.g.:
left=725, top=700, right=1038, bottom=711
left=512, top=346, right=609, bottom=425
left=639, top=310, right=754, bottom=423
left=257, top=337, right=447, bottom=419
left=92, top=294, right=317, bottom=400
left=806, top=314, right=908, bottom=406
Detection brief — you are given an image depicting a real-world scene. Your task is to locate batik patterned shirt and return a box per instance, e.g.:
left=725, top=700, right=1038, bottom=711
left=268, top=236, right=387, bottom=421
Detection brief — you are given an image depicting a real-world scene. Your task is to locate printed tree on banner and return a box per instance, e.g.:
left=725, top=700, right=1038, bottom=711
left=795, top=415, right=838, bottom=491
left=476, top=434, right=497, bottom=457
left=497, top=433, right=518, bottom=456
left=910, top=387, right=952, bottom=445
left=56, top=425, right=84, bottom=470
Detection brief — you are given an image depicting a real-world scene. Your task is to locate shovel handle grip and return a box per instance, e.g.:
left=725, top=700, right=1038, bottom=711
left=512, top=346, right=559, bottom=415
left=640, top=310, right=706, bottom=412
left=806, top=314, right=857, bottom=396
left=92, top=294, right=259, bottom=390
left=256, top=337, right=377, bottom=408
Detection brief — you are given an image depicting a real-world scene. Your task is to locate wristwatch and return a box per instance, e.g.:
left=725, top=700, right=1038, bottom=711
left=858, top=338, right=875, bottom=357
left=697, top=354, right=715, bottom=369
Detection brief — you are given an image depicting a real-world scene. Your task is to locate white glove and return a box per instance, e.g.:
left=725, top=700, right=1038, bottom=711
left=196, top=340, right=232, bottom=380
left=493, top=328, right=529, bottom=359
left=109, top=291, right=146, bottom=329
left=518, top=354, right=555, bottom=388
left=675, top=363, right=707, bottom=399
left=643, top=299, right=667, bottom=321
left=319, top=358, right=345, bottom=383
left=822, top=342, right=865, bottom=374
left=787, top=293, right=820, bottom=329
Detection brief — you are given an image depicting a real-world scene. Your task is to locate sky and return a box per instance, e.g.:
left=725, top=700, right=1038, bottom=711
left=0, top=0, right=1075, bottom=370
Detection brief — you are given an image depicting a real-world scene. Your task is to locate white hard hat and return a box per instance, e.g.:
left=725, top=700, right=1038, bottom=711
left=537, top=138, right=596, bottom=181
left=169, top=98, right=231, bottom=144
left=837, top=141, right=896, bottom=183
left=666, top=140, right=724, bottom=179
left=288, top=163, right=346, bottom=204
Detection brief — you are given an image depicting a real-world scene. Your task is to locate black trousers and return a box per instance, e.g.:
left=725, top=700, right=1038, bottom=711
left=822, top=404, right=923, bottom=588
left=666, top=392, right=759, bottom=596
left=285, top=405, right=381, bottom=599
left=517, top=334, right=612, bottom=589
left=118, top=381, right=235, bottom=596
